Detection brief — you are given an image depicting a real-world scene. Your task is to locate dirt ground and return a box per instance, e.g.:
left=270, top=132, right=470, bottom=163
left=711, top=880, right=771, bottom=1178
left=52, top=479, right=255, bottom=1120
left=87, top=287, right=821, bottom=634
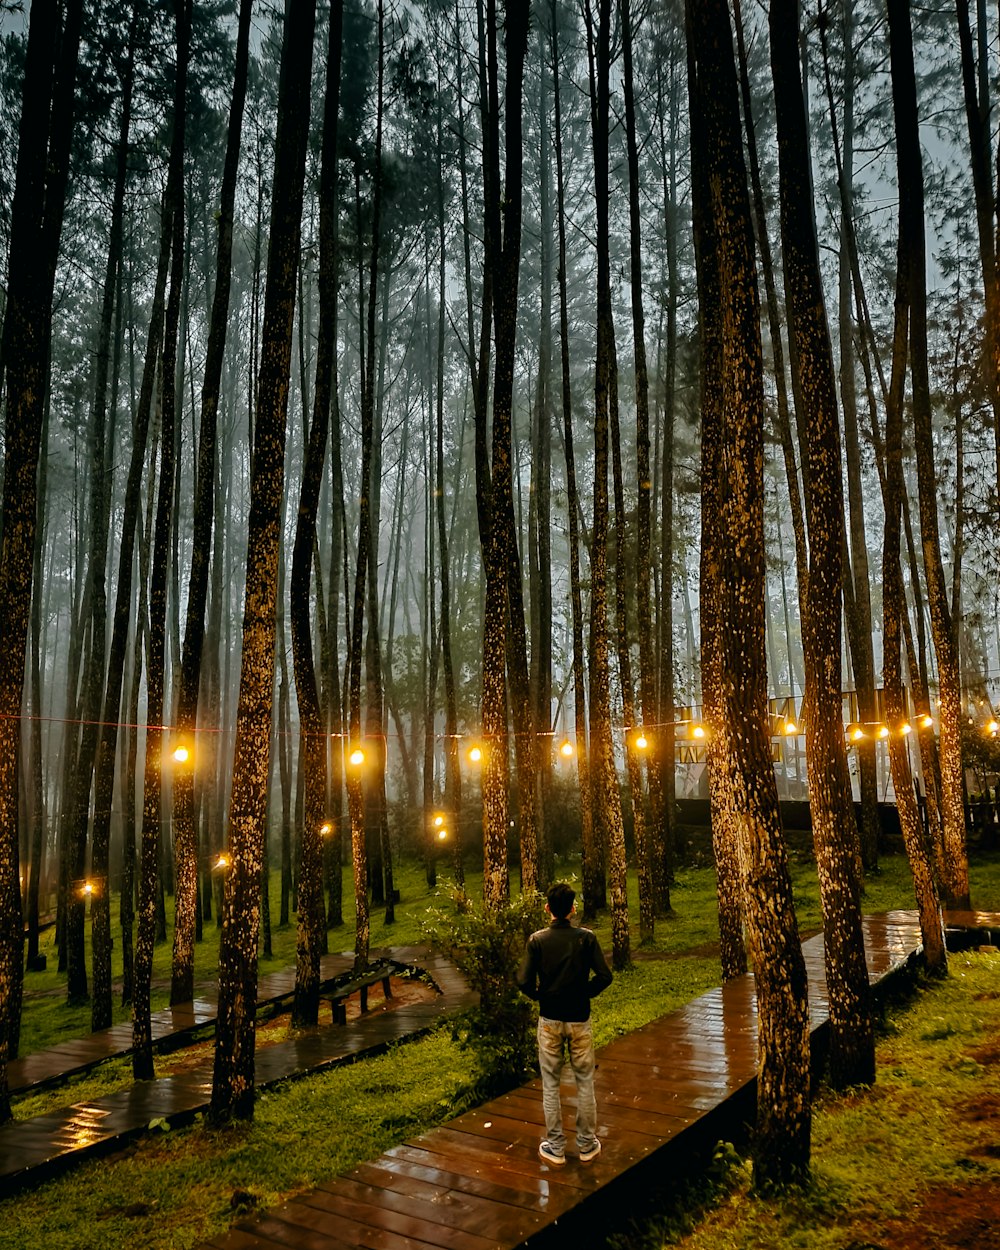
left=157, top=975, right=438, bottom=1078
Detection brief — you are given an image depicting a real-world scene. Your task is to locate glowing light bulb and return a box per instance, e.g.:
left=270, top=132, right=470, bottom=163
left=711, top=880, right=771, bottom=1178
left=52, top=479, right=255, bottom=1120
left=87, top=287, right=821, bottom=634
left=988, top=720, right=999, bottom=737
left=783, top=721, right=797, bottom=736
left=635, top=733, right=648, bottom=750
left=468, top=745, right=483, bottom=763
left=437, top=828, right=448, bottom=842
left=349, top=747, right=365, bottom=767
left=849, top=725, right=866, bottom=742
left=877, top=725, right=890, bottom=739
left=215, top=853, right=230, bottom=871
left=320, top=822, right=332, bottom=837
left=920, top=714, right=934, bottom=729
left=172, top=745, right=190, bottom=764
left=692, top=724, right=706, bottom=740
left=82, top=881, right=94, bottom=897
left=900, top=723, right=912, bottom=736
left=433, top=814, right=444, bottom=828
left=559, top=740, right=575, bottom=759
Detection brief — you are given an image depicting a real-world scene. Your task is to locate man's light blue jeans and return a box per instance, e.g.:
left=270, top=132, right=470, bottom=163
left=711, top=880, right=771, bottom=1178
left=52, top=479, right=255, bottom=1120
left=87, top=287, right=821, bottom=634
left=537, top=1016, right=598, bottom=1157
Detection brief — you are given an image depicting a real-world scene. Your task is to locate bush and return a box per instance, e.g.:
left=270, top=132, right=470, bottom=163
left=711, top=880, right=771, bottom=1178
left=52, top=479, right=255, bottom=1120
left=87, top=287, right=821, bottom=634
left=421, top=890, right=544, bottom=1095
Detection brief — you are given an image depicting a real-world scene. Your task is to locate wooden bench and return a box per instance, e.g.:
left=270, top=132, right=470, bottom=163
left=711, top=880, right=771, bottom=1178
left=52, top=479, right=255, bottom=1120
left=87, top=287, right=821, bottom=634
left=324, top=966, right=394, bottom=1025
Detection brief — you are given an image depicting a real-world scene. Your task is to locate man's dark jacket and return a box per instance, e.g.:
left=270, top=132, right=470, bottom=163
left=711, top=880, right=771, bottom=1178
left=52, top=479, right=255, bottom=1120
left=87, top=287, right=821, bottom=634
left=516, top=918, right=612, bottom=1022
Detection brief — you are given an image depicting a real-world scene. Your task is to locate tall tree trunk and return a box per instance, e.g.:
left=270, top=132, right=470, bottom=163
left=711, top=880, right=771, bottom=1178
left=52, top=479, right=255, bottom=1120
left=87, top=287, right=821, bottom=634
left=956, top=0, right=1000, bottom=513
left=291, top=0, right=343, bottom=1028
left=171, top=0, right=253, bottom=1008
left=881, top=189, right=948, bottom=974
left=770, top=0, right=874, bottom=1089
left=88, top=24, right=136, bottom=1029
left=529, top=21, right=554, bottom=889
left=0, top=0, right=83, bottom=1113
left=210, top=0, right=316, bottom=1123
left=655, top=41, right=680, bottom=899
left=134, top=0, right=190, bottom=1081
left=887, top=0, right=970, bottom=908
left=829, top=0, right=880, bottom=873
left=688, top=0, right=811, bottom=1186
left=586, top=0, right=629, bottom=967
left=621, top=0, right=664, bottom=933
left=434, top=72, right=463, bottom=890
left=549, top=0, right=596, bottom=913
left=346, top=0, right=385, bottom=965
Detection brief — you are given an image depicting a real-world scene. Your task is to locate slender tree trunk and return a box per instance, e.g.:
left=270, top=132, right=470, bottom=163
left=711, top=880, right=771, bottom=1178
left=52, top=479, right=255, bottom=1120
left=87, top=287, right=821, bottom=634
left=688, top=0, right=811, bottom=1186
left=881, top=192, right=947, bottom=973
left=87, top=25, right=135, bottom=1029
left=586, top=0, right=629, bottom=967
left=956, top=0, right=1000, bottom=513
left=134, top=0, right=190, bottom=1081
left=887, top=0, right=969, bottom=908
left=0, top=0, right=83, bottom=1109
left=290, top=0, right=343, bottom=1027
left=171, top=0, right=253, bottom=1008
left=770, top=0, right=874, bottom=1089
left=621, top=0, right=663, bottom=934
left=548, top=0, right=596, bottom=912
left=210, top=0, right=316, bottom=1123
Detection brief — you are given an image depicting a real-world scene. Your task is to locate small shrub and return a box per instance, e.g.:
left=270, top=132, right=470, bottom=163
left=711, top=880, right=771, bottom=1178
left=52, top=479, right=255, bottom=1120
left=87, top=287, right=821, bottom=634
left=421, top=890, right=544, bottom=1096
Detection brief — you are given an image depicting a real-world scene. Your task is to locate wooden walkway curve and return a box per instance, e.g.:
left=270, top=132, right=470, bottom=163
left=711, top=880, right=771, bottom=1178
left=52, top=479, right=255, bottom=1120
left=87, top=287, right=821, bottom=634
left=0, top=947, right=474, bottom=1195
left=200, top=911, right=960, bottom=1250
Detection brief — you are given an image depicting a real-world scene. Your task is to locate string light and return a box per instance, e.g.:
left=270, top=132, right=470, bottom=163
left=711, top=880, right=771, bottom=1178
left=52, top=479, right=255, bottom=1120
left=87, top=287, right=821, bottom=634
left=319, top=822, right=332, bottom=837
left=171, top=744, right=190, bottom=764
left=691, top=724, right=706, bottom=740
left=877, top=725, right=890, bottom=739
left=432, top=813, right=445, bottom=828
left=81, top=880, right=95, bottom=898
left=348, top=746, right=365, bottom=767
left=782, top=720, right=797, bottom=736
left=634, top=733, right=648, bottom=750
left=899, top=723, right=912, bottom=736
left=988, top=720, right=999, bottom=737
left=214, top=853, right=230, bottom=871
left=467, top=744, right=483, bottom=763
left=559, top=739, right=575, bottom=759
left=920, top=714, right=934, bottom=729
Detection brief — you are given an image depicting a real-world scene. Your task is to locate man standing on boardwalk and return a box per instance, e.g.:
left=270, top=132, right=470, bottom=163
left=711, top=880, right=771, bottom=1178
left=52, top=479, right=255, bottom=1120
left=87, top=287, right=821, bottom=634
left=516, top=882, right=613, bottom=1165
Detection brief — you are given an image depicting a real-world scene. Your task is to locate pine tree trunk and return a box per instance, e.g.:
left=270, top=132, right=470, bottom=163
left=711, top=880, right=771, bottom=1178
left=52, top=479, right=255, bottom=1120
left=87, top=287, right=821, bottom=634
left=88, top=26, right=135, bottom=1030
left=688, top=0, right=811, bottom=1185
left=171, top=0, right=252, bottom=1008
left=134, top=0, right=189, bottom=1080
left=0, top=0, right=83, bottom=1103
left=587, top=0, right=629, bottom=968
left=887, top=0, right=970, bottom=909
left=210, top=0, right=317, bottom=1123
left=881, top=207, right=947, bottom=973
left=770, top=0, right=874, bottom=1089
left=290, top=0, right=342, bottom=1027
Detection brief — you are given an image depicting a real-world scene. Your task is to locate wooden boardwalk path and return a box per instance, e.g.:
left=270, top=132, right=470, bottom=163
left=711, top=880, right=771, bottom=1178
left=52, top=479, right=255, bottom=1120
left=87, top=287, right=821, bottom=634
left=7, top=951, right=360, bottom=1094
left=201, top=911, right=941, bottom=1250
left=0, top=947, right=474, bottom=1195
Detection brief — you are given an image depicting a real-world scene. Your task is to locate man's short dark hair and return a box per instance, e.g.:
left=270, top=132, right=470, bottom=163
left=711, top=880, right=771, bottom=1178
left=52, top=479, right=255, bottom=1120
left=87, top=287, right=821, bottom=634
left=547, top=882, right=575, bottom=919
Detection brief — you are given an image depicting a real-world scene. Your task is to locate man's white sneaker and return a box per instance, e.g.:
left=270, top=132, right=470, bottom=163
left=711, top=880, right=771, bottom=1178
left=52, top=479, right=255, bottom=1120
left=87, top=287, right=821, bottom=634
left=579, top=1139, right=602, bottom=1162
left=538, top=1141, right=566, bottom=1166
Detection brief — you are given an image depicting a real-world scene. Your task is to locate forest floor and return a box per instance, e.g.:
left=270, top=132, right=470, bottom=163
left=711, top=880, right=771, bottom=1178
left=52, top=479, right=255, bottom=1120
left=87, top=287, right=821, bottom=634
left=4, top=850, right=1000, bottom=1249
